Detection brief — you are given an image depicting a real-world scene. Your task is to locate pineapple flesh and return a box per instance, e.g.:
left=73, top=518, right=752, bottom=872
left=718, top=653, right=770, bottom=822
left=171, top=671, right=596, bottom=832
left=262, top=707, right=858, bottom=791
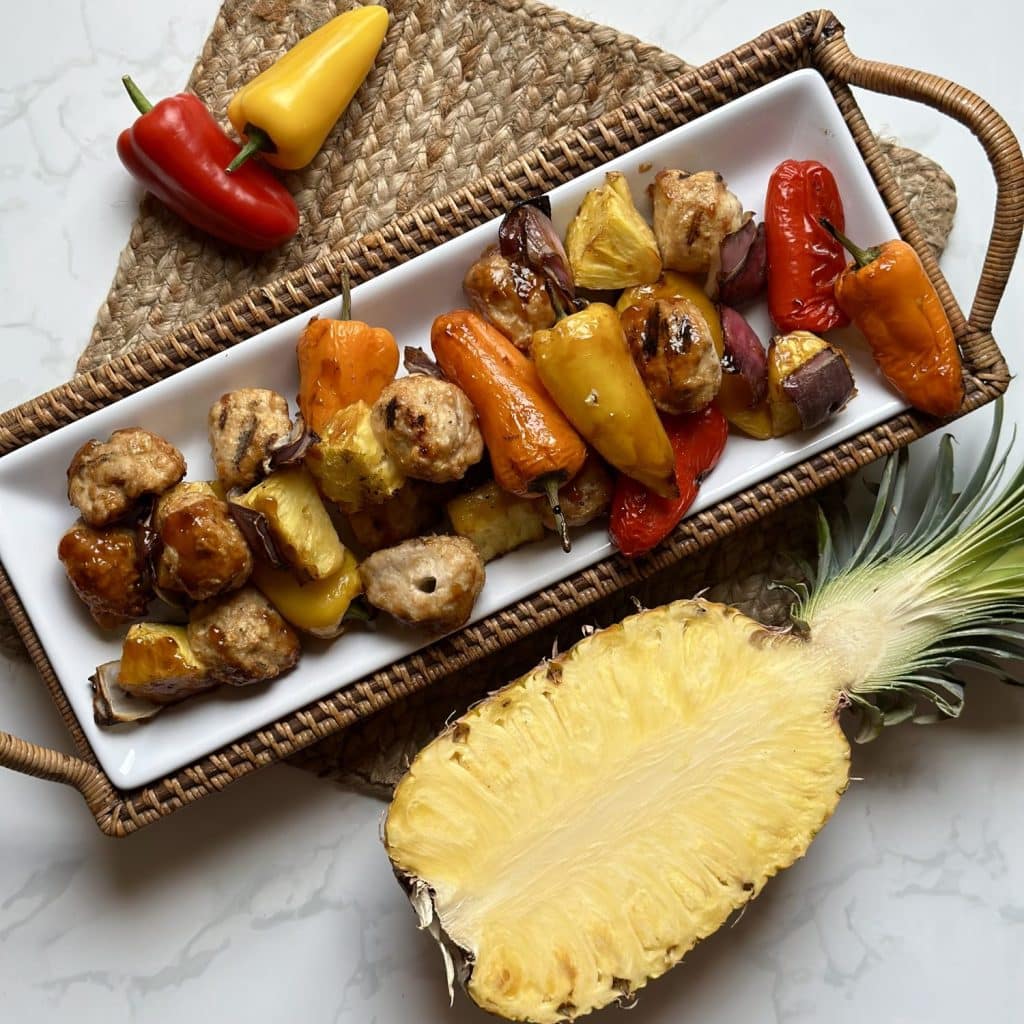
left=385, top=600, right=849, bottom=1023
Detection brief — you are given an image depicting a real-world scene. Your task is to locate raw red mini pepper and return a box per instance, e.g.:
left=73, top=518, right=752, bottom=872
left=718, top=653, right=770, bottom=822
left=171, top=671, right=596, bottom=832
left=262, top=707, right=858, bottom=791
left=116, top=76, right=299, bottom=252
left=765, top=159, right=849, bottom=333
left=609, top=403, right=728, bottom=558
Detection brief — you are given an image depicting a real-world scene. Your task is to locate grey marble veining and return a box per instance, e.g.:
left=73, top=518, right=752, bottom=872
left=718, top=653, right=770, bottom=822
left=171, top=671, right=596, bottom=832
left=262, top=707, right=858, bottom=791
left=1, top=1, right=1022, bottom=1021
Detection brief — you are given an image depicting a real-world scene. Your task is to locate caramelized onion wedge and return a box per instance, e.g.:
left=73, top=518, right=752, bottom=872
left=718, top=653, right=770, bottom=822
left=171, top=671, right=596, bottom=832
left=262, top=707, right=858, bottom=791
left=720, top=306, right=768, bottom=407
left=717, top=218, right=767, bottom=306
left=91, top=661, right=163, bottom=726
left=227, top=501, right=287, bottom=569
left=403, top=346, right=445, bottom=379
left=781, top=348, right=856, bottom=430
left=498, top=196, right=576, bottom=312
left=262, top=414, right=318, bottom=474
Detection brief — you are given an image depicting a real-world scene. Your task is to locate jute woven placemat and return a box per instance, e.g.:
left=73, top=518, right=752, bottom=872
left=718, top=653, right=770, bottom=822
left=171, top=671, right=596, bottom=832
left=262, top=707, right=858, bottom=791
left=3, top=0, right=956, bottom=791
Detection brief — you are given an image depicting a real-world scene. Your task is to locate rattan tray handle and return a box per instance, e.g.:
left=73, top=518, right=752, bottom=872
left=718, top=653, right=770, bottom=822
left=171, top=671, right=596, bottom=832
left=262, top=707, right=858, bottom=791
left=2, top=27, right=1022, bottom=800
left=816, top=29, right=1024, bottom=337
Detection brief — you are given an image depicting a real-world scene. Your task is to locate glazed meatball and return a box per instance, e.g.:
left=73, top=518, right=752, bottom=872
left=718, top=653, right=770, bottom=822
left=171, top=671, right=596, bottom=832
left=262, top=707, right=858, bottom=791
left=188, top=587, right=300, bottom=686
left=370, top=376, right=484, bottom=484
left=208, top=388, right=292, bottom=490
left=462, top=246, right=556, bottom=351
left=58, top=521, right=151, bottom=628
left=621, top=297, right=722, bottom=414
left=359, top=536, right=485, bottom=633
left=540, top=456, right=613, bottom=531
left=67, top=428, right=185, bottom=528
left=153, top=482, right=252, bottom=601
left=650, top=170, right=744, bottom=276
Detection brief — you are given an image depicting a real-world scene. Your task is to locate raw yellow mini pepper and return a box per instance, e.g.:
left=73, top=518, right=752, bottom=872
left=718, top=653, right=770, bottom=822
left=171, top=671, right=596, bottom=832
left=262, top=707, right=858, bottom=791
left=227, top=4, right=389, bottom=172
left=532, top=303, right=678, bottom=498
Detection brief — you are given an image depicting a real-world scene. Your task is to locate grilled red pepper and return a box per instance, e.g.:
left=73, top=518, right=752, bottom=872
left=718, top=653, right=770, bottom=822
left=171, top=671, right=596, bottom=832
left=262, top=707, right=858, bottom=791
left=116, top=77, right=299, bottom=252
left=765, top=160, right=849, bottom=333
left=610, top=403, right=728, bottom=558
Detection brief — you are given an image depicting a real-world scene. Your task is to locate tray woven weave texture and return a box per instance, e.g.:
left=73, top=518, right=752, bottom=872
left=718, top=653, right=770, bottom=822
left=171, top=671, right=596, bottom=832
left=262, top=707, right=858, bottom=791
left=7, top=0, right=958, bottom=781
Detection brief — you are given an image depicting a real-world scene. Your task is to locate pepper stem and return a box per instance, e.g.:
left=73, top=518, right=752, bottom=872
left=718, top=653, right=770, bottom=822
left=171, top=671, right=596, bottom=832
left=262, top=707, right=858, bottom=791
left=121, top=75, right=153, bottom=115
left=541, top=476, right=572, bottom=553
left=226, top=127, right=270, bottom=174
left=819, top=218, right=881, bottom=269
left=340, top=269, right=351, bottom=321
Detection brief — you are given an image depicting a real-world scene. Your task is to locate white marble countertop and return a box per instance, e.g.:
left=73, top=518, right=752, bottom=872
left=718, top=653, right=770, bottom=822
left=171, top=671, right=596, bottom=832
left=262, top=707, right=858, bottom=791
left=1, top=1, right=1021, bottom=1021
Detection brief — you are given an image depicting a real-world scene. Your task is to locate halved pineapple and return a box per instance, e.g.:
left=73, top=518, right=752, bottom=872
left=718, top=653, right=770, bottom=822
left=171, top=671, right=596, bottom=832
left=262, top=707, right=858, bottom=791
left=233, top=466, right=345, bottom=581
left=385, top=600, right=848, bottom=1022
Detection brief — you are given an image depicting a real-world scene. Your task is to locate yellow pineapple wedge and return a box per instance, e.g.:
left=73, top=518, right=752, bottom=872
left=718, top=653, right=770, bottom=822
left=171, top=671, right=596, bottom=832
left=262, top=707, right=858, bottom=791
left=384, top=401, right=1024, bottom=1022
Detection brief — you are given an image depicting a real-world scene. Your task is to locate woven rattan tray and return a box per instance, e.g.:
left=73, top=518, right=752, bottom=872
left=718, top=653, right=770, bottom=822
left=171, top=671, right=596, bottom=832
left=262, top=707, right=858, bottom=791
left=1, top=10, right=1021, bottom=835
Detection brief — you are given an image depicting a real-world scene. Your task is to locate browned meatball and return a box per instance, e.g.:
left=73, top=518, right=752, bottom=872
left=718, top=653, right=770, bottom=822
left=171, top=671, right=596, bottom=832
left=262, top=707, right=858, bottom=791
left=371, top=376, right=484, bottom=484
left=621, top=297, right=722, bottom=414
left=649, top=170, right=744, bottom=276
left=462, top=246, right=556, bottom=351
left=540, top=456, right=613, bottom=531
left=359, top=536, right=485, bottom=633
left=153, top=482, right=252, bottom=601
left=58, top=521, right=151, bottom=628
left=208, top=388, right=292, bottom=490
left=188, top=587, right=300, bottom=686
left=67, top=428, right=185, bottom=528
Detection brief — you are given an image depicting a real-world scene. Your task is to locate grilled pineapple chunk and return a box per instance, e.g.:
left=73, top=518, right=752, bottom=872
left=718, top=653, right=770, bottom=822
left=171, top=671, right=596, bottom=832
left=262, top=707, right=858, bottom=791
left=306, top=400, right=405, bottom=513
left=447, top=481, right=546, bottom=562
left=251, top=550, right=362, bottom=638
left=118, top=623, right=213, bottom=704
left=565, top=171, right=661, bottom=290
left=385, top=600, right=848, bottom=1023
left=234, top=466, right=345, bottom=581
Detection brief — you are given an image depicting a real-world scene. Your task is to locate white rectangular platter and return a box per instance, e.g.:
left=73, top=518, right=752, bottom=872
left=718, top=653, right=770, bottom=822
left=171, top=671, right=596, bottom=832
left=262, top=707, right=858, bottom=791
left=0, top=68, right=905, bottom=788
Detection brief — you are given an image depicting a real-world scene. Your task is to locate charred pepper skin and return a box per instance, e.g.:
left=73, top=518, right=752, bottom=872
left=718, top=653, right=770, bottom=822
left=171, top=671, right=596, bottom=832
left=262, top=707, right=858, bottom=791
left=116, top=78, right=299, bottom=252
left=823, top=220, right=964, bottom=418
left=765, top=160, right=849, bottom=333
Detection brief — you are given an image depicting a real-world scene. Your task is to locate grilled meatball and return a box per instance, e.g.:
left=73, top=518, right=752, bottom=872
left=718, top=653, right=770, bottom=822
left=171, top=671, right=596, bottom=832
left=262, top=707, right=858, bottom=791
left=58, top=521, right=151, bottom=628
left=462, top=246, right=556, bottom=351
left=371, top=376, right=484, bottom=484
left=67, top=428, right=185, bottom=528
left=153, top=482, right=252, bottom=601
left=359, top=535, right=485, bottom=633
left=650, top=170, right=744, bottom=276
left=621, top=297, right=722, bottom=414
left=188, top=587, right=300, bottom=685
left=208, top=388, right=292, bottom=490
left=540, top=456, right=613, bottom=531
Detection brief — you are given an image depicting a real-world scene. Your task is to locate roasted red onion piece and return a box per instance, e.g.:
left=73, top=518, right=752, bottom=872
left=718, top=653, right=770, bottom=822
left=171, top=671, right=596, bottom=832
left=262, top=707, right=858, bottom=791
left=498, top=197, right=576, bottom=311
left=262, top=414, right=318, bottom=474
left=781, top=348, right=856, bottom=429
left=718, top=219, right=767, bottom=306
left=227, top=502, right=287, bottom=569
left=403, top=346, right=445, bottom=379
left=720, top=306, right=769, bottom=407
left=91, top=661, right=162, bottom=726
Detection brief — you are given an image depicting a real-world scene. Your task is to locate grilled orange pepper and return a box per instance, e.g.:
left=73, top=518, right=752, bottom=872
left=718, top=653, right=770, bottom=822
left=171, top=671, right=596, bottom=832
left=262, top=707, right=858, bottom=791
left=823, top=220, right=963, bottom=418
left=296, top=276, right=399, bottom=435
left=431, top=310, right=587, bottom=550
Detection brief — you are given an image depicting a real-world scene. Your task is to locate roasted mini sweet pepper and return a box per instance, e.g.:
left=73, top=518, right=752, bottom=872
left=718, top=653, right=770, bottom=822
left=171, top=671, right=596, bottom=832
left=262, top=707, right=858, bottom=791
left=296, top=274, right=400, bottom=435
left=431, top=310, right=587, bottom=551
left=116, top=77, right=299, bottom=251
left=822, top=220, right=964, bottom=418
left=227, top=5, right=389, bottom=172
left=532, top=303, right=678, bottom=498
left=765, top=159, right=849, bottom=333
left=610, top=404, right=728, bottom=557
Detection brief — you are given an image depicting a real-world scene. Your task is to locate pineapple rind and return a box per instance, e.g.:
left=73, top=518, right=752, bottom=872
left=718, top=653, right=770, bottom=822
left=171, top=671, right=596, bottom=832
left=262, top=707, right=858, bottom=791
left=386, top=600, right=848, bottom=1023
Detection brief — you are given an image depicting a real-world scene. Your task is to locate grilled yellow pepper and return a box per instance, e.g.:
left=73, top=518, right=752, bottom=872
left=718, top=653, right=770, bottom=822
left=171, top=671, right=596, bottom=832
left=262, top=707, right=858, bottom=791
left=227, top=5, right=389, bottom=172
left=532, top=304, right=677, bottom=498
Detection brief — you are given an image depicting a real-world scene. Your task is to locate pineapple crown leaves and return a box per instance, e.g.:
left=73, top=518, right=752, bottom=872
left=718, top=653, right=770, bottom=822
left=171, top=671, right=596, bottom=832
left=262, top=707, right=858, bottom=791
left=797, top=398, right=1024, bottom=740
